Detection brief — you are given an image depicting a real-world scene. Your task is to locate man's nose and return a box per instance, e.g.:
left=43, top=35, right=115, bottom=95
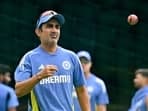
left=8, top=76, right=11, bottom=81
left=51, top=26, right=58, bottom=32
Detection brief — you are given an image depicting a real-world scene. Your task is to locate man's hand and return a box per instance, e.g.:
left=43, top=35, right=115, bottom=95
left=36, top=65, right=58, bottom=80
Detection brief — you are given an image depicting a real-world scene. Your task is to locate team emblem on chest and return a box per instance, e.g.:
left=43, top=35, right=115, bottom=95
left=62, top=61, right=71, bottom=70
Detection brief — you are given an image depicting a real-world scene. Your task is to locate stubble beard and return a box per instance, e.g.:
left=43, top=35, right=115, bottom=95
left=44, top=38, right=59, bottom=49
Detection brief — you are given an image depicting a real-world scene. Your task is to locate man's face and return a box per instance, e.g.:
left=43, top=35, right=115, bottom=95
left=3, top=72, right=11, bottom=84
left=80, top=57, right=91, bottom=74
left=36, top=19, right=60, bottom=46
left=0, top=72, right=11, bottom=84
left=134, top=73, right=148, bottom=88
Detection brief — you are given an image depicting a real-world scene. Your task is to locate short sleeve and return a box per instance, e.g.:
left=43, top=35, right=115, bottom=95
left=95, top=79, right=109, bottom=105
left=8, top=88, right=19, bottom=108
left=72, top=54, right=86, bottom=87
left=15, top=53, right=32, bottom=82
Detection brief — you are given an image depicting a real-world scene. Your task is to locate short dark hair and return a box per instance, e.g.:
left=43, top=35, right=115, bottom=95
left=0, top=64, right=11, bottom=75
left=135, top=69, right=148, bottom=77
left=79, top=57, right=90, bottom=64
left=37, top=21, right=43, bottom=30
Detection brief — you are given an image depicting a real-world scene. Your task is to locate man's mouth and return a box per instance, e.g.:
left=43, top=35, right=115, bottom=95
left=50, top=35, right=57, bottom=39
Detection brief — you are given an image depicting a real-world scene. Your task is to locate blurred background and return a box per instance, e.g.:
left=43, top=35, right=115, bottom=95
left=0, top=0, right=148, bottom=110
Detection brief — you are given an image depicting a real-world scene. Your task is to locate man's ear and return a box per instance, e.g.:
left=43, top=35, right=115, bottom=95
left=90, top=61, right=92, bottom=68
left=35, top=28, right=41, bottom=37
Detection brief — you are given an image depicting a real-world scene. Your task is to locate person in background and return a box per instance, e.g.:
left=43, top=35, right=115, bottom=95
left=73, top=51, right=109, bottom=111
left=128, top=69, right=148, bottom=111
left=0, top=64, right=19, bottom=111
left=0, top=64, right=12, bottom=85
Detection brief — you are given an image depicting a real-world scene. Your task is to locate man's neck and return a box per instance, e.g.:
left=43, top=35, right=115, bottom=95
left=41, top=44, right=57, bottom=53
left=141, top=84, right=148, bottom=88
left=84, top=72, right=91, bottom=79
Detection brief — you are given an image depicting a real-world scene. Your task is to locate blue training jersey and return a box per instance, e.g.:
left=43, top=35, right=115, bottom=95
left=73, top=74, right=109, bottom=111
left=128, top=86, right=148, bottom=111
left=15, top=46, right=86, bottom=111
left=0, top=83, right=19, bottom=111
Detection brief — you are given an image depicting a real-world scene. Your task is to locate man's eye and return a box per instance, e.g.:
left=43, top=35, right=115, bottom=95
left=47, top=24, right=52, bottom=28
left=46, top=24, right=60, bottom=29
left=56, top=25, right=60, bottom=29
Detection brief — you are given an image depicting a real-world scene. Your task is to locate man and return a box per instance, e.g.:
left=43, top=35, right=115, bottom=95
left=0, top=64, right=12, bottom=85
left=14, top=10, right=90, bottom=111
left=128, top=69, right=148, bottom=111
left=73, top=51, right=109, bottom=111
left=0, top=64, right=19, bottom=111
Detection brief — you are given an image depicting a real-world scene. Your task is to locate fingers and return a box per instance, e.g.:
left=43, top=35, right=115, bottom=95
left=37, top=65, right=58, bottom=79
left=46, top=65, right=58, bottom=72
left=45, top=65, right=58, bottom=73
left=43, top=65, right=58, bottom=77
